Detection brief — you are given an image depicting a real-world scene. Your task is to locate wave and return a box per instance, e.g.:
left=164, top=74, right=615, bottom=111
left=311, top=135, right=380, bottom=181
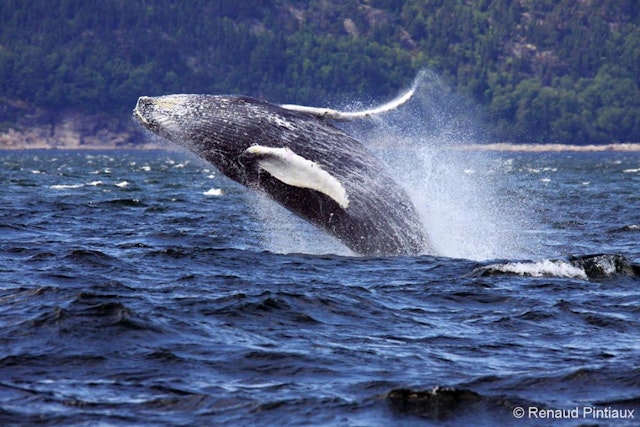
left=610, top=224, right=640, bottom=233
left=203, top=188, right=224, bottom=196
left=49, top=180, right=103, bottom=190
left=386, top=387, right=532, bottom=423
left=473, top=254, right=640, bottom=280
left=478, top=259, right=588, bottom=279
left=92, top=198, right=146, bottom=208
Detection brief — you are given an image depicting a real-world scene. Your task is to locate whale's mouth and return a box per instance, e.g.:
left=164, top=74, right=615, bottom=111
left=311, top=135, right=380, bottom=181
left=133, top=95, right=213, bottom=156
left=133, top=96, right=152, bottom=129
left=134, top=95, right=199, bottom=135
left=133, top=96, right=155, bottom=129
left=133, top=96, right=184, bottom=145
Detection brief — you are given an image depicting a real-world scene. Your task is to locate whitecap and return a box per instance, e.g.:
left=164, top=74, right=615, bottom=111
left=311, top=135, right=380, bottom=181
left=115, top=181, right=129, bottom=188
left=203, top=188, right=223, bottom=196
left=483, top=260, right=588, bottom=280
left=50, top=183, right=84, bottom=190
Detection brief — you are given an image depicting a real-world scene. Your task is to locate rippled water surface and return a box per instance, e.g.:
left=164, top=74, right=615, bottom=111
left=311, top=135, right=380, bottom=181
left=1, top=149, right=639, bottom=426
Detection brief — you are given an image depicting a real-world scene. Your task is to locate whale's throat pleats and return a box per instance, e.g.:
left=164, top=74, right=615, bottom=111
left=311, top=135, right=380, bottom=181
left=243, top=145, right=350, bottom=209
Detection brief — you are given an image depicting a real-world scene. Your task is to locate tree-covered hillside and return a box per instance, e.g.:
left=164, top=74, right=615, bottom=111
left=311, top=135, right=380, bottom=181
left=1, top=0, right=639, bottom=144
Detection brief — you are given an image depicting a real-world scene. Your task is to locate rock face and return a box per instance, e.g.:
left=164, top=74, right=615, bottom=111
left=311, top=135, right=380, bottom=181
left=0, top=99, right=157, bottom=150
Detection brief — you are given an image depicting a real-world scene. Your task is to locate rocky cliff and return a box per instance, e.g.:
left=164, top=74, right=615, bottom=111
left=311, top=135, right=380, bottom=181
left=0, top=99, right=158, bottom=150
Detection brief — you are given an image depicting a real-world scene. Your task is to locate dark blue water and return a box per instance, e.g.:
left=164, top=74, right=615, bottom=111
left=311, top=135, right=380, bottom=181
left=1, top=149, right=639, bottom=426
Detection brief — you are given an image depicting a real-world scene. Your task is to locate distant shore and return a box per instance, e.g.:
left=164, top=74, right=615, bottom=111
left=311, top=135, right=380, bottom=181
left=2, top=138, right=640, bottom=153
left=0, top=112, right=162, bottom=151
left=1, top=111, right=639, bottom=153
left=454, top=142, right=640, bottom=152
left=2, top=102, right=639, bottom=153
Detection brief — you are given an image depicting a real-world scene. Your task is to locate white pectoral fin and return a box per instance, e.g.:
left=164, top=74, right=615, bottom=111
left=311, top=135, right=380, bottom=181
left=245, top=145, right=349, bottom=209
left=280, top=71, right=422, bottom=121
left=279, top=87, right=414, bottom=121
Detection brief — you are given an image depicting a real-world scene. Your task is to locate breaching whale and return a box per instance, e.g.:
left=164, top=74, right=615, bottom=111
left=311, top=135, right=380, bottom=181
left=133, top=83, right=430, bottom=256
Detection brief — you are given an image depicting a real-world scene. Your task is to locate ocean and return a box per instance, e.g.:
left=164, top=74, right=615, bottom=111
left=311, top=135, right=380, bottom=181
left=1, top=147, right=639, bottom=426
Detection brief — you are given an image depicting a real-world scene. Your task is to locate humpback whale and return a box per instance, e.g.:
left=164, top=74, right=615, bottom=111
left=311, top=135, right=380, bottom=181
left=134, top=83, right=430, bottom=256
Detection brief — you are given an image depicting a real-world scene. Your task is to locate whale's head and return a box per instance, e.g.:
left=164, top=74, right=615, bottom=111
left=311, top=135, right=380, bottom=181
left=134, top=94, right=282, bottom=181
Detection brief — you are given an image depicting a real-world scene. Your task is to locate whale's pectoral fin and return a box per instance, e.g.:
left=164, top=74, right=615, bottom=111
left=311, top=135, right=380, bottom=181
left=279, top=86, right=414, bottom=121
left=242, top=145, right=349, bottom=209
left=280, top=72, right=422, bottom=121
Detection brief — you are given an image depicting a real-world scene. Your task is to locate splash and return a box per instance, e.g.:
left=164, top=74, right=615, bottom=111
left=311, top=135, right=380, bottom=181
left=256, top=70, right=541, bottom=260
left=479, top=260, right=589, bottom=280
left=251, top=192, right=351, bottom=256
left=473, top=254, right=640, bottom=280
left=353, top=70, right=541, bottom=260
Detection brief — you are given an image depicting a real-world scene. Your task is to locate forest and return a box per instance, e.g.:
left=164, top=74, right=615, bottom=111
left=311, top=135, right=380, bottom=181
left=1, top=0, right=639, bottom=144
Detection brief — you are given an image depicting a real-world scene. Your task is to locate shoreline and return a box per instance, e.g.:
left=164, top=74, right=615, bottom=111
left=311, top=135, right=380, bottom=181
left=0, top=142, right=164, bottom=151
left=454, top=142, right=640, bottom=152
left=3, top=142, right=640, bottom=153
left=2, top=104, right=639, bottom=153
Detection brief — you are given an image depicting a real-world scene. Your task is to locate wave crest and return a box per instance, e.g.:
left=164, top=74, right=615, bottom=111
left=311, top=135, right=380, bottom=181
left=473, top=254, right=639, bottom=280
